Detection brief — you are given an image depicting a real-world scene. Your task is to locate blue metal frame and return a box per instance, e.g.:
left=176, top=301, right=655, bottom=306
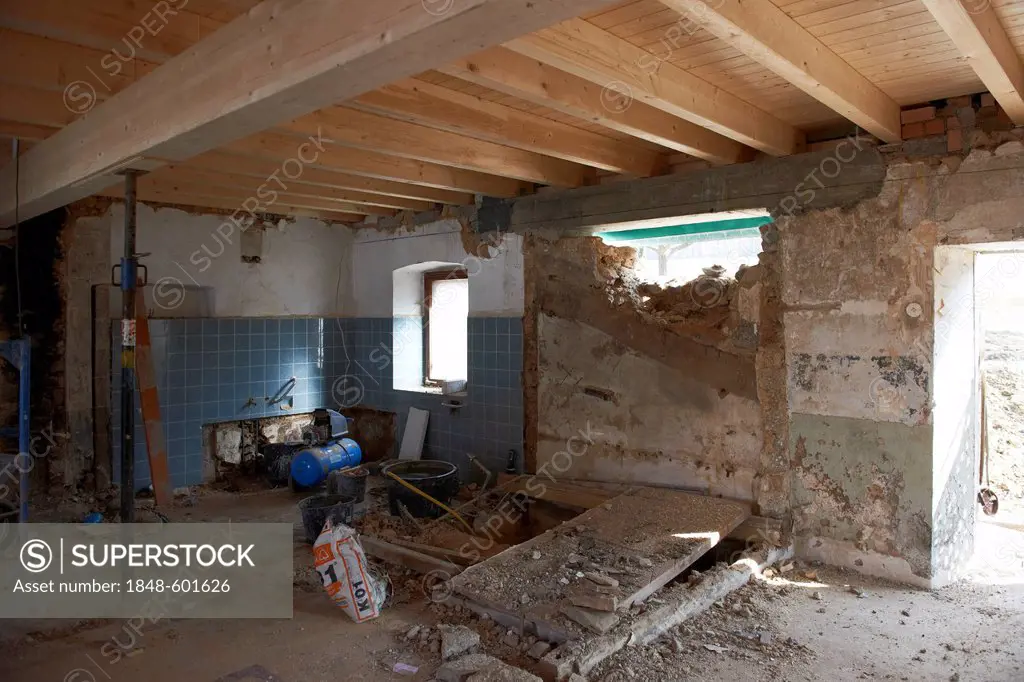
left=0, top=338, right=30, bottom=523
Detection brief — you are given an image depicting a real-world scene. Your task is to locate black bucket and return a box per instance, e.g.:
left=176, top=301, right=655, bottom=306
left=329, top=466, right=369, bottom=504
left=297, top=493, right=355, bottom=544
left=384, top=460, right=459, bottom=519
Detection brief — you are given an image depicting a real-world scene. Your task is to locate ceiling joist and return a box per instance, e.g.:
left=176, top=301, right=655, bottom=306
left=439, top=48, right=751, bottom=165
left=658, top=0, right=903, bottom=142
left=354, top=78, right=668, bottom=176
left=505, top=18, right=806, bottom=156
left=919, top=0, right=1024, bottom=123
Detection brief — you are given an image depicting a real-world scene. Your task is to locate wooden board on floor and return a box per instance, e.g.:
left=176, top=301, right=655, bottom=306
left=448, top=486, right=750, bottom=641
left=134, top=298, right=172, bottom=507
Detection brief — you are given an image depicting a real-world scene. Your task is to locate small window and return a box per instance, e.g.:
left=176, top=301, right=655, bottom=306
left=423, top=269, right=468, bottom=385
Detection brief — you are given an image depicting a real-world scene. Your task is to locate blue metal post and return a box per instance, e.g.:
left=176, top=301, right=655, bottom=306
left=119, top=170, right=140, bottom=523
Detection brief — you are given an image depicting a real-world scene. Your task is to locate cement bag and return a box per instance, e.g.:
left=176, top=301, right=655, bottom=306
left=313, top=520, right=389, bottom=622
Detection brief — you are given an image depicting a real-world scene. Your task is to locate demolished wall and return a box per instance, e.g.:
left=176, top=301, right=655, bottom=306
left=525, top=234, right=763, bottom=500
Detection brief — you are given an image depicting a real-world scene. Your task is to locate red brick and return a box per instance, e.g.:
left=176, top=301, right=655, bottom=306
left=924, top=118, right=946, bottom=136
left=946, top=116, right=962, bottom=129
left=902, top=122, right=926, bottom=138
left=947, top=128, right=963, bottom=152
left=900, top=106, right=936, bottom=124
left=947, top=95, right=972, bottom=108
left=981, top=93, right=996, bottom=108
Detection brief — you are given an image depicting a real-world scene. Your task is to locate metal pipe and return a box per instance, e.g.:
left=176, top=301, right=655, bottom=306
left=119, top=170, right=140, bottom=523
left=18, top=340, right=30, bottom=524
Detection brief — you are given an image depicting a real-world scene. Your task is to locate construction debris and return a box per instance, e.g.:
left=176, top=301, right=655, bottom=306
left=440, top=625, right=481, bottom=660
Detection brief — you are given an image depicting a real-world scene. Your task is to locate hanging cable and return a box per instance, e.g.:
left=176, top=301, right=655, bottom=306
left=11, top=139, right=24, bottom=336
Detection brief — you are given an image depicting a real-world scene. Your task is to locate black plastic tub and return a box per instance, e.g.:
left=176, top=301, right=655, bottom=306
left=383, top=460, right=459, bottom=518
left=297, top=493, right=355, bottom=544
left=329, top=466, right=369, bottom=504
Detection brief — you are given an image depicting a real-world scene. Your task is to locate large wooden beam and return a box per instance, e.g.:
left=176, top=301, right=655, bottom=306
left=439, top=48, right=751, bottom=165
left=659, top=0, right=902, bottom=143
left=354, top=78, right=668, bottom=176
left=0, top=0, right=621, bottom=227
left=284, top=106, right=591, bottom=187
left=505, top=18, right=805, bottom=156
left=919, top=0, right=1024, bottom=123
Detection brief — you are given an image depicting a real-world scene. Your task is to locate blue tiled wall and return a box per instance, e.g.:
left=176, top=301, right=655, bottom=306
left=111, top=316, right=524, bottom=491
left=111, top=318, right=330, bottom=490
left=324, top=316, right=524, bottom=477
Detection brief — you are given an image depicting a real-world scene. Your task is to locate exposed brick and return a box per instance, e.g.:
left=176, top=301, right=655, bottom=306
left=901, top=122, right=926, bottom=138
left=946, top=116, right=961, bottom=129
left=924, top=118, right=946, bottom=136
left=947, top=95, right=972, bottom=108
left=900, top=106, right=936, bottom=124
left=947, top=128, right=963, bottom=152
left=981, top=93, right=996, bottom=108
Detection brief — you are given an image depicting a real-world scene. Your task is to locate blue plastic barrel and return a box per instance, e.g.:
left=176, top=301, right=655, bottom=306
left=290, top=438, right=363, bottom=488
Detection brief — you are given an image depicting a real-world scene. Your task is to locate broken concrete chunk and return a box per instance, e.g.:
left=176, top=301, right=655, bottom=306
left=405, top=625, right=421, bottom=640
left=636, top=557, right=653, bottom=568
left=568, top=591, right=619, bottom=612
left=503, top=631, right=521, bottom=648
left=531, top=550, right=542, bottom=560
left=528, top=641, right=552, bottom=660
left=584, top=572, right=619, bottom=588
left=439, top=624, right=481, bottom=660
left=560, top=605, right=620, bottom=634
left=567, top=554, right=584, bottom=565
left=436, top=654, right=503, bottom=682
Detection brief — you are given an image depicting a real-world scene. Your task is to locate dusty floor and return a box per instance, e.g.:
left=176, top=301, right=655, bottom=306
left=3, top=492, right=1023, bottom=682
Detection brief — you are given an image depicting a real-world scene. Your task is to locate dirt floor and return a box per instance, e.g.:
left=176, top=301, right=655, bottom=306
left=2, top=487, right=1023, bottom=682
left=984, top=329, right=1024, bottom=521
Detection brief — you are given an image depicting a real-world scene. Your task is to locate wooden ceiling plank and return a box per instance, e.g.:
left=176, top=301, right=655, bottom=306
left=440, top=47, right=751, bottom=164
left=659, top=0, right=901, bottom=142
left=353, top=79, right=668, bottom=175
left=920, top=0, right=1024, bottom=123
left=506, top=18, right=804, bottom=155
left=0, top=0, right=221, bottom=61
left=0, top=0, right=622, bottom=227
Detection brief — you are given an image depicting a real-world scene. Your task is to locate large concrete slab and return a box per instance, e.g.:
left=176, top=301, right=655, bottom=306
left=449, top=487, right=749, bottom=641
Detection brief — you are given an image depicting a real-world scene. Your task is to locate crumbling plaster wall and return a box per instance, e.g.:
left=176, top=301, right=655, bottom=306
left=526, top=234, right=763, bottom=500
left=783, top=140, right=1024, bottom=585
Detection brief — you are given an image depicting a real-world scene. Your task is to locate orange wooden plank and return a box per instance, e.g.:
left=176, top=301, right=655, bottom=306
left=134, top=296, right=173, bottom=507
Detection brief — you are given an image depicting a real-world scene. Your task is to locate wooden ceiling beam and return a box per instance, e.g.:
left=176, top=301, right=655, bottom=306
left=102, top=178, right=393, bottom=217
left=284, top=106, right=591, bottom=187
left=150, top=166, right=437, bottom=212
left=919, top=0, right=1024, bottom=123
left=505, top=18, right=805, bottom=156
left=101, top=186, right=365, bottom=224
left=438, top=48, right=751, bottom=165
left=225, top=132, right=531, bottom=198
left=353, top=78, right=668, bottom=176
left=0, top=0, right=621, bottom=227
left=182, top=151, right=474, bottom=206
left=659, top=0, right=902, bottom=142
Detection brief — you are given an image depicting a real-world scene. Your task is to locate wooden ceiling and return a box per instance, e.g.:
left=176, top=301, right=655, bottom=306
left=1, top=0, right=1022, bottom=226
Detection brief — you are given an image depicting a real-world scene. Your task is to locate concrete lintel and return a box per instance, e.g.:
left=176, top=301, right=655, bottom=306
left=508, top=148, right=885, bottom=234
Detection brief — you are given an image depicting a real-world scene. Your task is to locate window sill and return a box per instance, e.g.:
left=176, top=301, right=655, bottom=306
left=394, top=386, right=469, bottom=397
